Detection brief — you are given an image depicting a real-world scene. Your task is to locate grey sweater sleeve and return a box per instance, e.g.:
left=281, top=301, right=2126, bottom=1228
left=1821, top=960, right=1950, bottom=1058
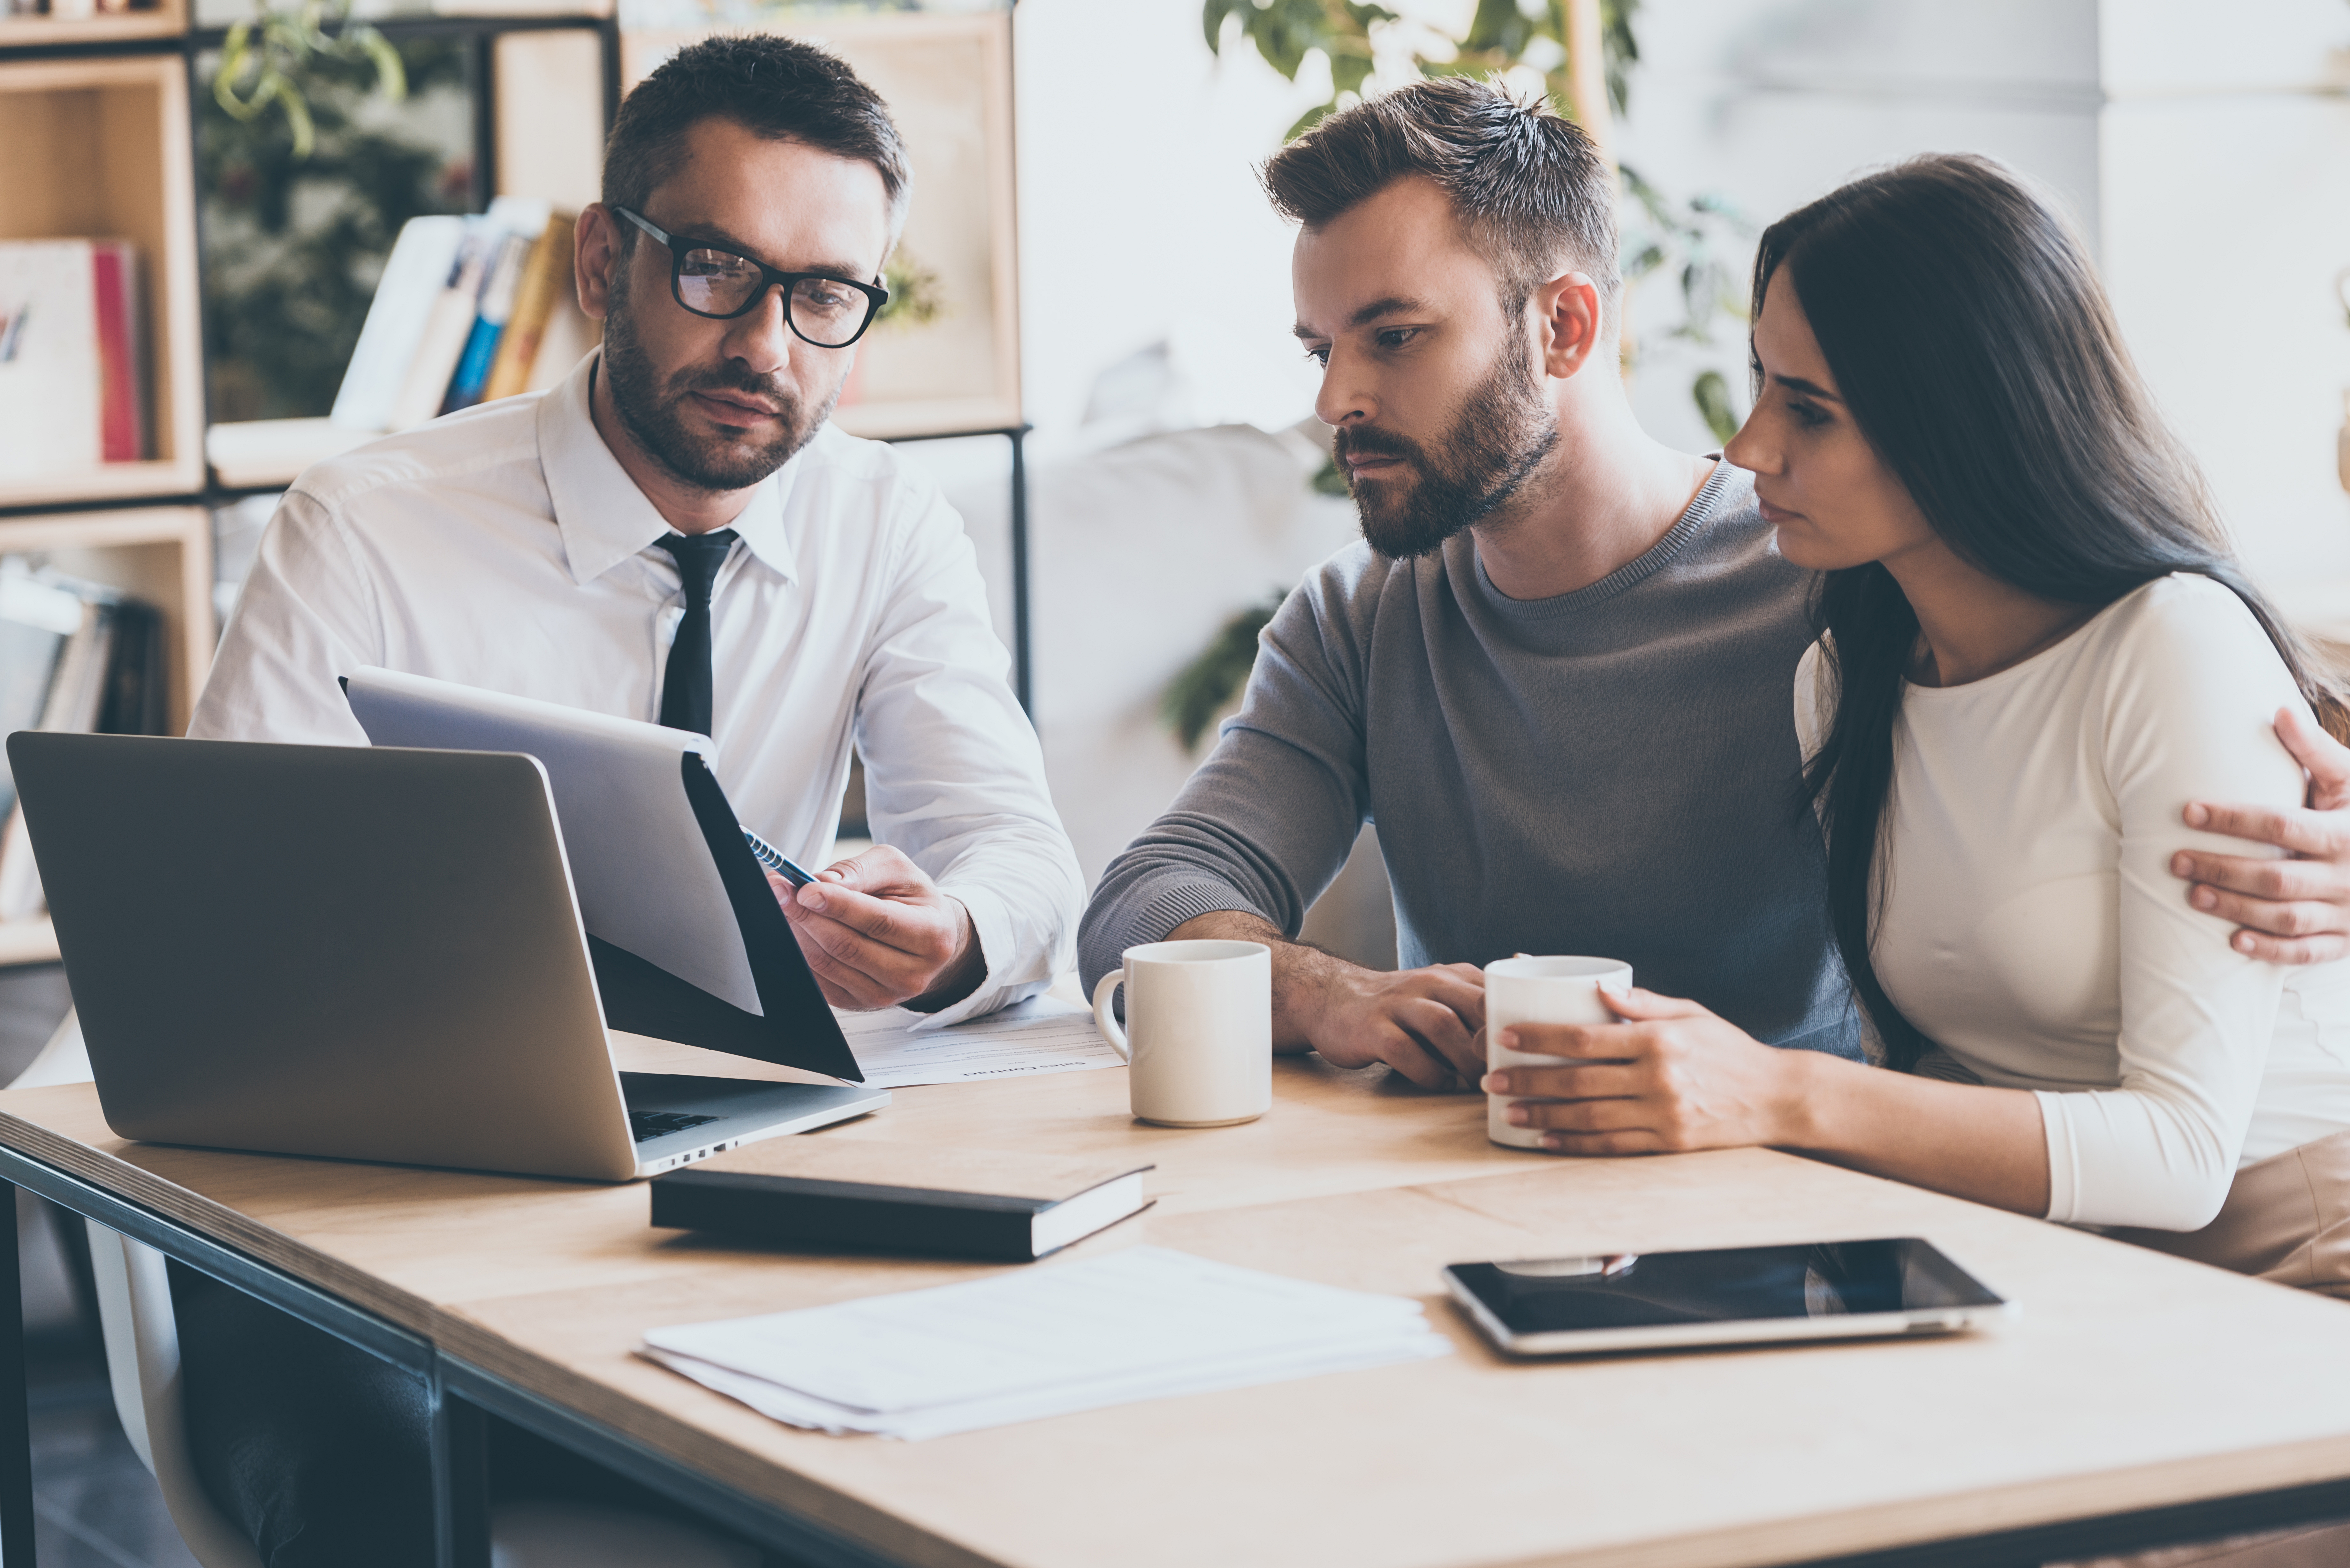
left=1078, top=570, right=1373, bottom=990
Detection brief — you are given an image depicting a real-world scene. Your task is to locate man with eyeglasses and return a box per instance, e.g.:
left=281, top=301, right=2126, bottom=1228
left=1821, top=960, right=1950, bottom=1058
left=182, top=34, right=1079, bottom=1564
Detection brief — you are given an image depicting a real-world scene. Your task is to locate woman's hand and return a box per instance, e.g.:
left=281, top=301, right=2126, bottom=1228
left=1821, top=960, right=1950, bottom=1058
left=1478, top=989, right=1813, bottom=1155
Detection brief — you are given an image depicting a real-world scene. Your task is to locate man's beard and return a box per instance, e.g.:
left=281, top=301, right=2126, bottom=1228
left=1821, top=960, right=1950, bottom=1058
left=1335, top=332, right=1558, bottom=560
left=600, top=271, right=838, bottom=493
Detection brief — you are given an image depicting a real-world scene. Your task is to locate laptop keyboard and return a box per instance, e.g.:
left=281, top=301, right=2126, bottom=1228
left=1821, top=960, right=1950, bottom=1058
left=630, top=1109, right=721, bottom=1143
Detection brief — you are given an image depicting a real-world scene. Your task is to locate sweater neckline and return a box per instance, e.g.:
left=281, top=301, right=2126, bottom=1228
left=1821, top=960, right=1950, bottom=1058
left=1469, top=459, right=1738, bottom=620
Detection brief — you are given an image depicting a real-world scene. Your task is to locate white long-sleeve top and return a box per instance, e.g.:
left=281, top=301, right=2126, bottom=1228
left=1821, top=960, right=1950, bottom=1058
left=1795, top=574, right=2350, bottom=1231
left=190, top=349, right=1081, bottom=1027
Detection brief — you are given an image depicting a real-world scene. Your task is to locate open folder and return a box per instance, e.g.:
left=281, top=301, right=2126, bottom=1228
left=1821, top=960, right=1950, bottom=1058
left=342, top=668, right=860, bottom=1082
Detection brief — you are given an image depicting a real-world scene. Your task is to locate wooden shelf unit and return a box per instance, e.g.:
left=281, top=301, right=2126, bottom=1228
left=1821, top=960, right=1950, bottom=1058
left=0, top=506, right=212, bottom=970
left=0, top=52, right=206, bottom=509
left=0, top=506, right=215, bottom=735
left=0, top=25, right=208, bottom=970
left=0, top=0, right=186, bottom=51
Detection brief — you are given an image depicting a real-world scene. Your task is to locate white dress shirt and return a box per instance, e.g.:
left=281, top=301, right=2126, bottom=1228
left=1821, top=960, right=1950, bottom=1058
left=1796, top=574, right=2350, bottom=1231
left=192, top=349, right=1080, bottom=1026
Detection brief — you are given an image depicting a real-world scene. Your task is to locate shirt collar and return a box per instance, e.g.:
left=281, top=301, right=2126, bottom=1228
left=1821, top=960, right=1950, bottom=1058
left=539, top=348, right=802, bottom=587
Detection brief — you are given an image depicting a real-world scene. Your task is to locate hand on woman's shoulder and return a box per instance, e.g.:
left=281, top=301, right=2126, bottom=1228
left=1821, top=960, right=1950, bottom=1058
left=2098, top=572, right=2308, bottom=812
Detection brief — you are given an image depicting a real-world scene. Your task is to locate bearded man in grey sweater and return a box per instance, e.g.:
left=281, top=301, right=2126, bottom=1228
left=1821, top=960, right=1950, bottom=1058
left=1078, top=78, right=2350, bottom=1092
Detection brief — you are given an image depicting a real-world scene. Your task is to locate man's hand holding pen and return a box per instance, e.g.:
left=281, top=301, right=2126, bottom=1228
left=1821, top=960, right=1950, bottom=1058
left=776, top=843, right=986, bottom=1014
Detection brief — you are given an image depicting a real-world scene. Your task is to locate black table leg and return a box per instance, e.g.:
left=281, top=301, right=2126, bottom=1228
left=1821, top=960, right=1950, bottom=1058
left=0, top=1185, right=33, bottom=1565
left=431, top=1368, right=490, bottom=1568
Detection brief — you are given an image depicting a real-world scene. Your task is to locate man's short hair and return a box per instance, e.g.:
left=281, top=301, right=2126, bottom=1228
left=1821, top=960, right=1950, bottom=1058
left=604, top=34, right=911, bottom=244
left=1262, top=77, right=1618, bottom=326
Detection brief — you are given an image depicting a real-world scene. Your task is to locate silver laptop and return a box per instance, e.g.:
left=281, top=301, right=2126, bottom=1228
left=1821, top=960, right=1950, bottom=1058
left=6, top=732, right=886, bottom=1180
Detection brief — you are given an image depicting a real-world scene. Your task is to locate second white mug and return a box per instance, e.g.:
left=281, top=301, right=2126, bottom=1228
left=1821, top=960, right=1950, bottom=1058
left=1091, top=940, right=1272, bottom=1127
left=1485, top=955, right=1633, bottom=1150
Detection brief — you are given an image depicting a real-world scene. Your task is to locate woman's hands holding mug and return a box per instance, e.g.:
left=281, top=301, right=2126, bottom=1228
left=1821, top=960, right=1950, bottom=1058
left=1478, top=989, right=1811, bottom=1155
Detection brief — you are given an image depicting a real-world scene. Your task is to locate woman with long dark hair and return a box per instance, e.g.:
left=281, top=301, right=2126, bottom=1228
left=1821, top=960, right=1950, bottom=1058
left=1484, top=153, right=2350, bottom=1290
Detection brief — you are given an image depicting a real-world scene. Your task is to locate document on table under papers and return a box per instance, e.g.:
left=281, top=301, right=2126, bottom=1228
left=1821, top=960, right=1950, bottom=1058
left=638, top=1245, right=1452, bottom=1440
left=833, top=994, right=1122, bottom=1087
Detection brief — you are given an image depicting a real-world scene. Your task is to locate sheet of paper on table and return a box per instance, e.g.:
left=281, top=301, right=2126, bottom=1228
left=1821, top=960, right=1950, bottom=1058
left=640, top=1246, right=1452, bottom=1440
left=834, top=994, right=1123, bottom=1088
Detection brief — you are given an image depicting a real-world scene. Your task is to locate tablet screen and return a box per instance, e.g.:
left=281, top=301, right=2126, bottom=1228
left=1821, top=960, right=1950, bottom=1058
left=1448, top=1238, right=2003, bottom=1335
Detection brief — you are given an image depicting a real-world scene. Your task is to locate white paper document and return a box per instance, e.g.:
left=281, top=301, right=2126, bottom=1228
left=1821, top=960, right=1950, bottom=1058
left=640, top=1246, right=1452, bottom=1440
left=835, top=995, right=1122, bottom=1088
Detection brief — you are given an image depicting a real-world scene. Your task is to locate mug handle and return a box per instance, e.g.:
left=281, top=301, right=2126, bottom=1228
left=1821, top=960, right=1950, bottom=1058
left=1090, top=971, right=1133, bottom=1062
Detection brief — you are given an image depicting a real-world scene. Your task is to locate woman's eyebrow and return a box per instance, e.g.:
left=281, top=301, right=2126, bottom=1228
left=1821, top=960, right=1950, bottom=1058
left=1772, top=373, right=1844, bottom=403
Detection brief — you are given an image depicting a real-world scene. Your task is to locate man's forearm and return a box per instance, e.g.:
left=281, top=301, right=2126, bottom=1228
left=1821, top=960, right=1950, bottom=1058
left=1166, top=910, right=1364, bottom=1053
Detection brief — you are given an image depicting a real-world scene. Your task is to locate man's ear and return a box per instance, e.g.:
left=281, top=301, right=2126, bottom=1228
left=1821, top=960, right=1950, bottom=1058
left=1532, top=270, right=1607, bottom=380
left=574, top=202, right=622, bottom=323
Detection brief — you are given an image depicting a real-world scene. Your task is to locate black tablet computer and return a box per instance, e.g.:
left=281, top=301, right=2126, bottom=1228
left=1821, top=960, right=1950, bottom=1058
left=1444, top=1237, right=2011, bottom=1357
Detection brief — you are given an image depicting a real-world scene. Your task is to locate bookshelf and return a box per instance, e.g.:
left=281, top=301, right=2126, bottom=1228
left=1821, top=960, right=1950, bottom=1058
left=0, top=0, right=187, bottom=51
left=0, top=507, right=213, bottom=735
left=0, top=9, right=210, bottom=968
left=0, top=51, right=205, bottom=508
left=0, top=505, right=212, bottom=965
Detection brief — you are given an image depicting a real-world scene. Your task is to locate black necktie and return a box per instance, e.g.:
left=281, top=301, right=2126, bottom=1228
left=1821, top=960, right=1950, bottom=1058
left=654, top=529, right=737, bottom=736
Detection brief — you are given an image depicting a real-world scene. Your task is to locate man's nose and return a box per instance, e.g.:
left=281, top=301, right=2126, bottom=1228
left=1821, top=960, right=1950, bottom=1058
left=1314, top=351, right=1376, bottom=429
left=722, top=283, right=798, bottom=377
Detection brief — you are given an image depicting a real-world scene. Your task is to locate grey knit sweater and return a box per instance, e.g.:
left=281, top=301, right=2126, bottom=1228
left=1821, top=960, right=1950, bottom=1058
left=1079, top=463, right=1860, bottom=1058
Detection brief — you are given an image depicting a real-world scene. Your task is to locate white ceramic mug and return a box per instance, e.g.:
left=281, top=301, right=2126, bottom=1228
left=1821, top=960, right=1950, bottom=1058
left=1485, top=955, right=1633, bottom=1150
left=1091, top=940, right=1273, bottom=1127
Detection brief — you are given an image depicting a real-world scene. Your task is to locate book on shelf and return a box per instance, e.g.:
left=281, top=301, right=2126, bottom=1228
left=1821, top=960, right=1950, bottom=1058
left=444, top=232, right=534, bottom=413
left=92, top=245, right=147, bottom=463
left=0, top=571, right=83, bottom=827
left=0, top=239, right=149, bottom=482
left=338, top=199, right=585, bottom=437
left=0, top=562, right=170, bottom=923
left=483, top=212, right=578, bottom=404
left=330, top=216, right=466, bottom=434
left=385, top=232, right=493, bottom=433
left=13, top=0, right=160, bottom=15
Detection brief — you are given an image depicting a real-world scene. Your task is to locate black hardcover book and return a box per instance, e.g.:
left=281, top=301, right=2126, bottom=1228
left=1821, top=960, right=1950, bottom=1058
left=651, top=1141, right=1154, bottom=1263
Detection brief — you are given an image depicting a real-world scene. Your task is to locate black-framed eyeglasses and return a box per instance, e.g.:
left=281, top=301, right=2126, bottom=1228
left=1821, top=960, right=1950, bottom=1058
left=614, top=206, right=890, bottom=349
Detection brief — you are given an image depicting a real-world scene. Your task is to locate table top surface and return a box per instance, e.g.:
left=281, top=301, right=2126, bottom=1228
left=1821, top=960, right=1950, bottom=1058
left=5, top=1036, right=2350, bottom=1568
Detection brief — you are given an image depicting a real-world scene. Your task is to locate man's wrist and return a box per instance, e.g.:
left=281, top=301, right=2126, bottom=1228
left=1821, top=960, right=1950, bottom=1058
left=902, top=902, right=986, bottom=1014
left=1277, top=944, right=1362, bottom=1053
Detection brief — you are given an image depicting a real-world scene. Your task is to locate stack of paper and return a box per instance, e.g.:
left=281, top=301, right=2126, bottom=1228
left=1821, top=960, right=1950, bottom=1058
left=834, top=994, right=1124, bottom=1087
left=640, top=1246, right=1451, bottom=1439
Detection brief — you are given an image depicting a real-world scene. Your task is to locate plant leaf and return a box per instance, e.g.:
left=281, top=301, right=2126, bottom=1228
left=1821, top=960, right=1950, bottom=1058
left=1162, top=592, right=1287, bottom=750
left=272, top=74, right=316, bottom=159
left=1692, top=369, right=1739, bottom=446
left=1202, top=0, right=1243, bottom=55
left=350, top=24, right=406, bottom=103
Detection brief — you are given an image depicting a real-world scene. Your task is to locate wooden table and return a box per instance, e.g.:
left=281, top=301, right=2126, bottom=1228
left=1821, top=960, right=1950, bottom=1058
left=4, top=1039, right=2350, bottom=1568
